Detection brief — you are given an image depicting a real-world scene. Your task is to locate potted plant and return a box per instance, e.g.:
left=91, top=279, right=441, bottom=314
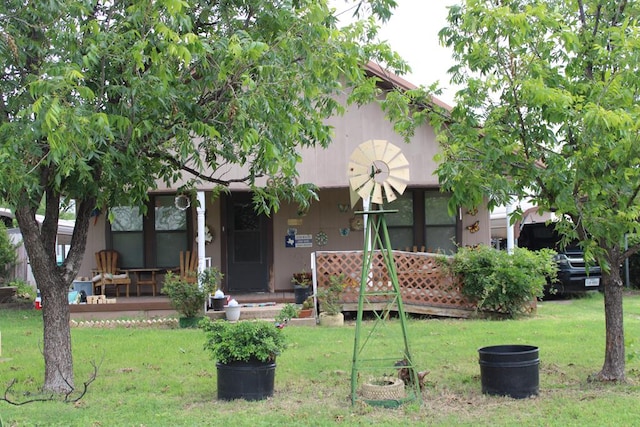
left=298, top=296, right=315, bottom=318
left=275, top=303, right=299, bottom=325
left=292, top=269, right=312, bottom=304
left=200, top=318, right=287, bottom=400
left=318, top=273, right=347, bottom=326
left=162, top=267, right=223, bottom=328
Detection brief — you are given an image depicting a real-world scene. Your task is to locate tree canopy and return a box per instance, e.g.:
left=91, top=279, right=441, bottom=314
left=432, top=0, right=640, bottom=381
left=0, top=0, right=425, bottom=392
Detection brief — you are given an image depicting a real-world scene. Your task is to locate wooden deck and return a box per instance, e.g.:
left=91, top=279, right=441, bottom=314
left=69, top=292, right=300, bottom=322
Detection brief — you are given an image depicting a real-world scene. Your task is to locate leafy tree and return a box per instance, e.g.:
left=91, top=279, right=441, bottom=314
left=0, top=0, right=423, bottom=393
left=431, top=0, right=640, bottom=381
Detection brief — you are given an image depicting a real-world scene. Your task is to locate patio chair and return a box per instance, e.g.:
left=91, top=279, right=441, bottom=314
left=93, top=250, right=131, bottom=297
left=179, top=250, right=198, bottom=283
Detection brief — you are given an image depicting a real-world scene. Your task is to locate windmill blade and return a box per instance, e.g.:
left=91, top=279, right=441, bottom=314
left=380, top=143, right=402, bottom=163
left=349, top=187, right=360, bottom=208
left=348, top=161, right=371, bottom=178
left=389, top=166, right=410, bottom=181
left=383, top=181, right=397, bottom=203
left=350, top=173, right=371, bottom=193
left=371, top=182, right=384, bottom=204
left=357, top=179, right=375, bottom=201
left=386, top=175, right=408, bottom=195
left=372, top=139, right=390, bottom=161
left=349, top=145, right=375, bottom=168
left=387, top=153, right=410, bottom=170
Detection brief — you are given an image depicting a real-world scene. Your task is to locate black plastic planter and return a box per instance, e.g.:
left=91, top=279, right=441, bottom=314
left=293, top=285, right=311, bottom=304
left=478, top=345, right=539, bottom=399
left=216, top=360, right=276, bottom=401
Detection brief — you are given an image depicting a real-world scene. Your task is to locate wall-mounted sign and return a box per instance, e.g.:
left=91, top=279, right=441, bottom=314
left=285, top=233, right=313, bottom=248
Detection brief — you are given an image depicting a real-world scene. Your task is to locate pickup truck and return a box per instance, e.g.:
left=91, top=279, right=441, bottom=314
left=518, top=223, right=601, bottom=295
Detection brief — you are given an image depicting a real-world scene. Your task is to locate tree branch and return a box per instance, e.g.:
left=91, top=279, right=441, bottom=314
left=1, top=360, right=99, bottom=405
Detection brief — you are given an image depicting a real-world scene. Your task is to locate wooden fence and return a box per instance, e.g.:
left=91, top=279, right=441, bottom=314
left=312, top=250, right=477, bottom=318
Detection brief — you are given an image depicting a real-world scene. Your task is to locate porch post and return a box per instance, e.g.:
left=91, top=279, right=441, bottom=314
left=506, top=200, right=515, bottom=254
left=197, top=191, right=206, bottom=276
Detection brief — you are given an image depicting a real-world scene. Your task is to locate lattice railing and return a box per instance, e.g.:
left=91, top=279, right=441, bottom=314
left=313, top=250, right=476, bottom=316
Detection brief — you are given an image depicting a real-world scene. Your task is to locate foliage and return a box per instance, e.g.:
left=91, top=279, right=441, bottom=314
left=275, top=303, right=300, bottom=324
left=450, top=246, right=557, bottom=317
left=161, top=268, right=222, bottom=318
left=302, top=296, right=315, bottom=310
left=0, top=221, right=17, bottom=282
left=292, top=271, right=312, bottom=288
left=318, top=274, right=347, bottom=315
left=431, top=0, right=640, bottom=380
left=0, top=0, right=426, bottom=391
left=8, top=279, right=36, bottom=302
left=200, top=319, right=287, bottom=364
left=199, top=267, right=224, bottom=293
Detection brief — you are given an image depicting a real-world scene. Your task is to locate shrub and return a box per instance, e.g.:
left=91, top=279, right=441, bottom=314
left=450, top=245, right=557, bottom=317
left=161, top=267, right=222, bottom=318
left=200, top=319, right=287, bottom=364
left=318, top=274, right=347, bottom=315
left=0, top=221, right=17, bottom=283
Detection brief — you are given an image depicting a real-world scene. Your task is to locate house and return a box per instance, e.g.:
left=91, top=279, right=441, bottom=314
left=1, top=208, right=74, bottom=286
left=77, top=64, right=492, bottom=296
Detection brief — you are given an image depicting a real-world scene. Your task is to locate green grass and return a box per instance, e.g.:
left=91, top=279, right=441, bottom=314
left=2, top=293, right=640, bottom=426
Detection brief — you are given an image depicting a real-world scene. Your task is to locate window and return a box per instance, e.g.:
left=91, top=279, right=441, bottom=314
left=384, top=189, right=457, bottom=253
left=385, top=193, right=414, bottom=250
left=110, top=195, right=190, bottom=268
left=424, top=190, right=457, bottom=254
left=111, top=206, right=144, bottom=268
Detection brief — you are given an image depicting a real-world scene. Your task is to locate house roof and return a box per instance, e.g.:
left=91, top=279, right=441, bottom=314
left=363, top=62, right=453, bottom=111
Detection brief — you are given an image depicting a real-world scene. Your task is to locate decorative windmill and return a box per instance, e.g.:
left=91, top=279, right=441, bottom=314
left=348, top=139, right=410, bottom=207
left=347, top=140, right=421, bottom=406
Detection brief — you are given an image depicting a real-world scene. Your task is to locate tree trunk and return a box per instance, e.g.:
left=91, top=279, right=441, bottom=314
left=40, top=278, right=75, bottom=392
left=596, top=263, right=626, bottom=382
left=14, top=196, right=94, bottom=393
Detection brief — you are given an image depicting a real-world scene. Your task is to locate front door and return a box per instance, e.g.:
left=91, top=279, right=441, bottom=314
left=225, top=193, right=270, bottom=293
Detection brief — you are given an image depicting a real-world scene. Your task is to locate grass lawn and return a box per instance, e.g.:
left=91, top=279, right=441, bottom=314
left=1, top=292, right=640, bottom=426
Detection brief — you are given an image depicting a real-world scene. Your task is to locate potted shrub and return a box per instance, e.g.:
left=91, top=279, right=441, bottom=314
left=298, top=296, right=315, bottom=318
left=200, top=318, right=287, bottom=400
left=318, top=273, right=347, bottom=326
left=162, top=267, right=222, bottom=327
left=449, top=245, right=558, bottom=317
left=292, top=269, right=312, bottom=304
left=275, top=303, right=299, bottom=325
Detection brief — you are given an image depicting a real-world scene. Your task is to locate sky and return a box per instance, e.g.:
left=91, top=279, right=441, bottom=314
left=333, top=1, right=460, bottom=106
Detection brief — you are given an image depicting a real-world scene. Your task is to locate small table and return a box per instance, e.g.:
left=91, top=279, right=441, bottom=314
left=128, top=268, right=161, bottom=297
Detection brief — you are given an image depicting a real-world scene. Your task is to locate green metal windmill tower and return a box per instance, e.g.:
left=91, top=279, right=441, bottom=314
left=347, top=140, right=421, bottom=406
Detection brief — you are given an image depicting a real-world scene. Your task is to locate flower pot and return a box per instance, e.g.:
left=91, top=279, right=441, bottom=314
left=293, top=285, right=311, bottom=304
left=178, top=316, right=203, bottom=328
left=298, top=308, right=313, bottom=318
left=212, top=297, right=225, bottom=311
left=216, top=359, right=276, bottom=401
left=224, top=305, right=241, bottom=321
left=478, top=344, right=539, bottom=399
left=319, top=312, right=344, bottom=327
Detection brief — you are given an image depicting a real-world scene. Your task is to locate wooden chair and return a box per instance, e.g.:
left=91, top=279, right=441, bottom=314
left=179, top=250, right=198, bottom=283
left=93, top=250, right=131, bottom=297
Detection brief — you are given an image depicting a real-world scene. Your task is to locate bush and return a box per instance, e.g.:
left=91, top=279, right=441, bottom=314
left=161, top=267, right=222, bottom=318
left=200, top=319, right=287, bottom=364
left=318, top=274, right=347, bottom=315
left=450, top=245, right=558, bottom=317
left=0, top=221, right=17, bottom=283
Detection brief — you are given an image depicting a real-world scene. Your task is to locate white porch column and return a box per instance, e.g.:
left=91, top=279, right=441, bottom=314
left=197, top=191, right=206, bottom=276
left=506, top=201, right=515, bottom=254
